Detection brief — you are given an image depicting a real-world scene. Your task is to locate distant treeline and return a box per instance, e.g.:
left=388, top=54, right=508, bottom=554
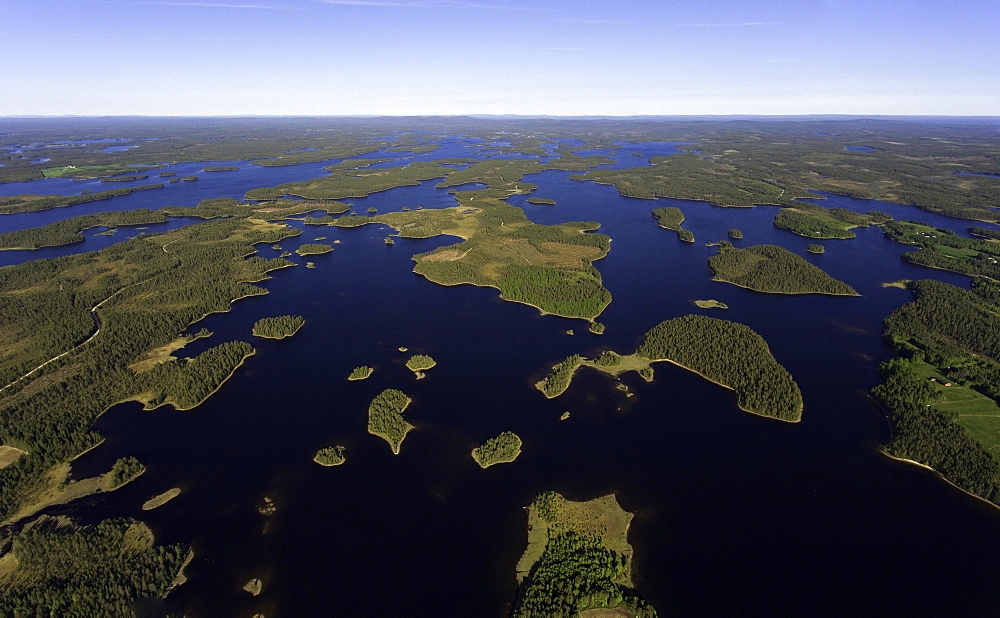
left=0, top=185, right=164, bottom=215
left=0, top=209, right=168, bottom=249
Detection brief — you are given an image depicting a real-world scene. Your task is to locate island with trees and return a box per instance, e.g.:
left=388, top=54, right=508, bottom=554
left=295, top=243, right=333, bottom=256
left=313, top=445, right=346, bottom=466
left=708, top=243, right=859, bottom=295
left=348, top=366, right=373, bottom=381
left=881, top=221, right=1000, bottom=280
left=774, top=204, right=891, bottom=239
left=513, top=492, right=655, bottom=617
left=873, top=279, right=1000, bottom=505
left=405, top=354, right=436, bottom=378
left=251, top=315, right=305, bottom=339
left=471, top=431, right=522, bottom=468
left=536, top=315, right=803, bottom=422
left=367, top=389, right=414, bottom=454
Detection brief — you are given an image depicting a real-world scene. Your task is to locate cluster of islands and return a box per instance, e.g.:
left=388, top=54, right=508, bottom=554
left=0, top=116, right=997, bottom=615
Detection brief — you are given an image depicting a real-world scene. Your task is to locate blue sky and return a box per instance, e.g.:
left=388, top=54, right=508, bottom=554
left=2, top=0, right=997, bottom=116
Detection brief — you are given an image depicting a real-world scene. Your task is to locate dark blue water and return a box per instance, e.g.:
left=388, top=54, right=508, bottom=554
left=845, top=146, right=878, bottom=152
left=9, top=139, right=1000, bottom=616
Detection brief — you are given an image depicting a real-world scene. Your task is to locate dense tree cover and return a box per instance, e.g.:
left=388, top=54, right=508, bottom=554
left=873, top=279, right=1000, bottom=504
left=536, top=355, right=584, bottom=399
left=708, top=244, right=859, bottom=295
left=0, top=185, right=164, bottom=215
left=347, top=366, right=373, bottom=380
left=252, top=315, right=305, bottom=339
left=0, top=516, right=188, bottom=616
left=593, top=351, right=621, bottom=367
left=526, top=197, right=556, bottom=205
left=296, top=243, right=333, bottom=256
left=773, top=205, right=890, bottom=239
left=677, top=229, right=694, bottom=243
left=367, top=389, right=413, bottom=454
left=108, top=456, right=145, bottom=488
left=589, top=322, right=605, bottom=334
left=313, top=445, right=346, bottom=466
left=650, top=206, right=684, bottom=231
left=807, top=243, right=825, bottom=254
left=471, top=431, right=522, bottom=468
left=884, top=280, right=1000, bottom=400
left=203, top=166, right=238, bottom=172
left=872, top=359, right=1000, bottom=505
left=405, top=354, right=436, bottom=371
left=635, top=315, right=803, bottom=421
left=882, top=221, right=1000, bottom=280
left=0, top=209, right=168, bottom=249
left=436, top=155, right=611, bottom=193
left=99, top=174, right=148, bottom=183
left=139, top=342, right=255, bottom=411
left=245, top=161, right=458, bottom=201
left=968, top=226, right=1000, bottom=240
left=728, top=228, right=743, bottom=239
left=513, top=492, right=655, bottom=618
left=0, top=218, right=298, bottom=520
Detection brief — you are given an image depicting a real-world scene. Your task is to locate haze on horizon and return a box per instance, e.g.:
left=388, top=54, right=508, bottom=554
left=2, top=0, right=998, bottom=117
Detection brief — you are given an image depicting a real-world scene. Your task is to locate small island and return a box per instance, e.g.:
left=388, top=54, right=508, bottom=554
left=729, top=228, right=743, bottom=240
left=708, top=243, right=859, bottom=296
left=526, top=197, right=556, bottom=205
left=471, top=431, right=522, bottom=468
left=535, top=314, right=803, bottom=422
left=405, top=354, right=436, bottom=378
left=204, top=166, right=239, bottom=172
left=348, top=366, right=373, bottom=381
left=651, top=206, right=684, bottom=231
left=588, top=322, right=605, bottom=334
left=695, top=299, right=728, bottom=309
left=141, top=487, right=181, bottom=511
left=513, top=492, right=655, bottom=617
left=367, top=389, right=415, bottom=454
left=251, top=315, right=305, bottom=339
left=313, top=445, right=346, bottom=466
left=807, top=243, right=825, bottom=254
left=296, top=243, right=333, bottom=256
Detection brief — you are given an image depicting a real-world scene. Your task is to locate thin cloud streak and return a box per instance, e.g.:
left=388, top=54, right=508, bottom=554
left=682, top=21, right=776, bottom=27
left=314, top=0, right=533, bottom=10
left=128, top=1, right=291, bottom=8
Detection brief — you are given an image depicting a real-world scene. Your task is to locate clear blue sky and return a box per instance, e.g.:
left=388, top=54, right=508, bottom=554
left=2, top=0, right=997, bottom=116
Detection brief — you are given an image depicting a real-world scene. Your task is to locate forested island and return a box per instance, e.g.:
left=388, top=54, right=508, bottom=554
left=367, top=389, right=414, bottom=454
left=471, top=431, right=522, bottom=468
left=513, top=492, right=655, bottom=617
left=347, top=366, right=373, bottom=381
left=252, top=315, right=305, bottom=339
left=313, top=445, right=346, bottom=466
left=873, top=279, right=1000, bottom=505
left=774, top=204, right=890, bottom=239
left=0, top=209, right=169, bottom=250
left=536, top=315, right=802, bottom=421
left=708, top=243, right=859, bottom=295
left=295, top=243, right=333, bottom=256
left=881, top=221, right=1000, bottom=280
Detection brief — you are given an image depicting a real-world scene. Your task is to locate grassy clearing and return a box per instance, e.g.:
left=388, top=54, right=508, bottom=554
left=910, top=362, right=1000, bottom=460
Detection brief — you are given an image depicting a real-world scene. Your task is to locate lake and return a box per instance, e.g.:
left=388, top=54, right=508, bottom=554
left=5, top=135, right=1000, bottom=616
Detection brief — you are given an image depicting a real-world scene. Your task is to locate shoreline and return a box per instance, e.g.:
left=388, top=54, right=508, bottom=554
left=880, top=451, right=1000, bottom=513
left=711, top=276, right=861, bottom=297
left=253, top=320, right=305, bottom=340
left=144, top=349, right=256, bottom=412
